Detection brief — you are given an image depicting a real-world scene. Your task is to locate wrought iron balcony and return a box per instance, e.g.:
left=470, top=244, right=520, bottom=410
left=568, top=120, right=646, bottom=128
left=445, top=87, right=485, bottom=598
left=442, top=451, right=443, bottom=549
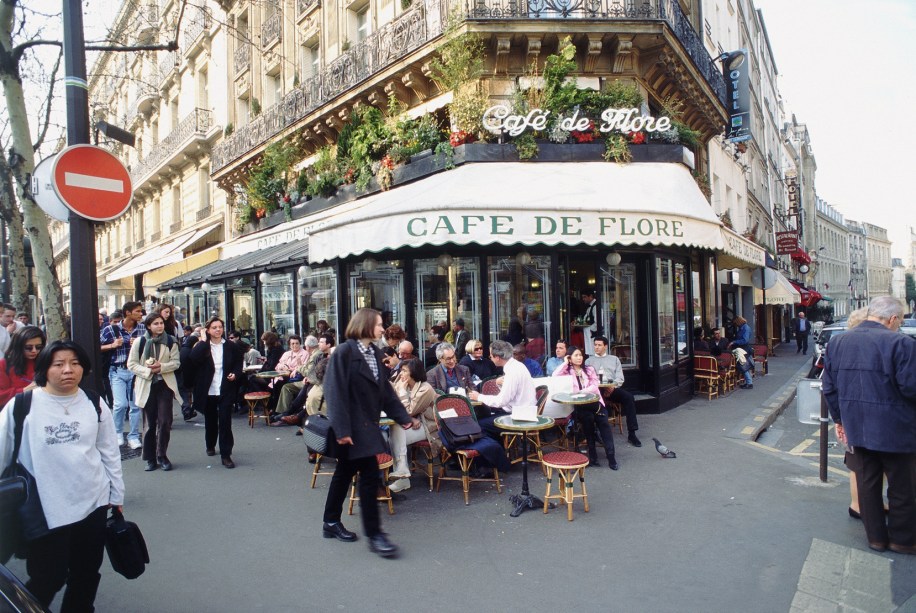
left=183, top=11, right=212, bottom=50
left=159, top=52, right=177, bottom=85
left=212, top=0, right=723, bottom=173
left=298, top=0, right=319, bottom=18
left=134, top=80, right=159, bottom=116
left=234, top=43, right=251, bottom=75
left=261, top=12, right=282, bottom=49
left=131, top=108, right=213, bottom=186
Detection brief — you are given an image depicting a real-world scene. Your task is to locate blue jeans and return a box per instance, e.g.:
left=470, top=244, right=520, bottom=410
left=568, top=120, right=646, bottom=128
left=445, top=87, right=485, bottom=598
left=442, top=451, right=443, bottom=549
left=109, top=366, right=140, bottom=442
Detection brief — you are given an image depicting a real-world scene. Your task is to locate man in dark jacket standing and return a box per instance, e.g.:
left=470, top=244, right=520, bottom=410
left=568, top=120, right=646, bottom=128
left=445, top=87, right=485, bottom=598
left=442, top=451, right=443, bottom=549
left=793, top=311, right=811, bottom=355
left=822, top=296, right=916, bottom=554
left=322, top=308, right=417, bottom=558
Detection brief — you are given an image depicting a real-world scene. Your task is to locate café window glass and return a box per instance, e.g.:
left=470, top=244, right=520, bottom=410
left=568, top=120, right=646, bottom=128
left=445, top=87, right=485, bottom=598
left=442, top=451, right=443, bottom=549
left=656, top=257, right=676, bottom=366
left=261, top=272, right=295, bottom=338
left=414, top=256, right=481, bottom=354
left=300, top=266, right=338, bottom=335
left=675, top=262, right=689, bottom=360
left=599, top=262, right=638, bottom=366
left=487, top=255, right=550, bottom=363
left=348, top=260, right=405, bottom=330
left=231, top=289, right=256, bottom=339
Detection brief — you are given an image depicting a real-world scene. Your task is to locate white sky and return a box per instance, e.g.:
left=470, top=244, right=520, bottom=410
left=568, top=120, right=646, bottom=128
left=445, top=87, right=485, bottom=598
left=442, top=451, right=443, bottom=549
left=755, top=0, right=916, bottom=259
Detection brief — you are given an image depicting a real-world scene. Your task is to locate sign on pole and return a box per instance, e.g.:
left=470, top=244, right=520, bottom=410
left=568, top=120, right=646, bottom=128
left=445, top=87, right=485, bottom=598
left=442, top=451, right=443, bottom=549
left=51, top=144, right=132, bottom=221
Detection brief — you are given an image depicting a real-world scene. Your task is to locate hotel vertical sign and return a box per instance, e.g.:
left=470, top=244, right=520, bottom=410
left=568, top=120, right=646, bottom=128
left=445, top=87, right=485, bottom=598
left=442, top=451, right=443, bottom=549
left=723, top=49, right=751, bottom=144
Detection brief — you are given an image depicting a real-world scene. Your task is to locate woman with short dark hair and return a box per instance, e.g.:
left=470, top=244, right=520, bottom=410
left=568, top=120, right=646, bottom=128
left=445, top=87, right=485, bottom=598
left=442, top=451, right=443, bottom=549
left=0, top=326, right=46, bottom=407
left=388, top=359, right=439, bottom=492
left=0, top=340, right=124, bottom=611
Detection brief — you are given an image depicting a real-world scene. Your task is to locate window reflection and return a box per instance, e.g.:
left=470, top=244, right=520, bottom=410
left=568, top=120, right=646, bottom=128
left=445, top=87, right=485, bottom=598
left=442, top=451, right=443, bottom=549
left=261, top=273, right=294, bottom=338
left=414, top=257, right=481, bottom=355
left=488, top=255, right=550, bottom=363
left=348, top=260, right=405, bottom=330
left=599, top=262, right=637, bottom=366
left=300, top=266, right=337, bottom=335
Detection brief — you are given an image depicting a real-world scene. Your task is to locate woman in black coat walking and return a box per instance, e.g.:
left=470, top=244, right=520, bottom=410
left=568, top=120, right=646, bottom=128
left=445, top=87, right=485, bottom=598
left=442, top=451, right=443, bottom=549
left=190, top=317, right=243, bottom=468
left=322, top=308, right=417, bottom=558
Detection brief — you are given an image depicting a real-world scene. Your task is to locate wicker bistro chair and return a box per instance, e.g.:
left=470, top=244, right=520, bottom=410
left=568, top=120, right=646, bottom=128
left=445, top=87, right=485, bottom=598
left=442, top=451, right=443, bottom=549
left=348, top=453, right=395, bottom=516
left=751, top=344, right=769, bottom=376
left=693, top=355, right=720, bottom=400
left=433, top=395, right=502, bottom=505
left=542, top=451, right=591, bottom=521
left=479, top=376, right=502, bottom=397
left=244, top=391, right=272, bottom=427
left=502, top=385, right=549, bottom=472
left=716, top=352, right=737, bottom=393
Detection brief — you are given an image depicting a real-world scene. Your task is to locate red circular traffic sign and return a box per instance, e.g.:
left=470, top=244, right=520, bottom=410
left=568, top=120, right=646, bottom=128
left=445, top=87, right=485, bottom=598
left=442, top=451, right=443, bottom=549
left=51, top=144, right=133, bottom=221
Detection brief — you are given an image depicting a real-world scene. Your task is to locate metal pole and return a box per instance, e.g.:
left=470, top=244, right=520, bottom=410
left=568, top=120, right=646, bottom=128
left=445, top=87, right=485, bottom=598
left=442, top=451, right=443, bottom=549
left=62, top=0, right=101, bottom=392
left=819, top=389, right=828, bottom=482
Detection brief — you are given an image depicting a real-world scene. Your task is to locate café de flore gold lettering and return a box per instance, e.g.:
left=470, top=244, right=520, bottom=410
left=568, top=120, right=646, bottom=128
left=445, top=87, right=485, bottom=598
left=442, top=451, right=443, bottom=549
left=406, top=215, right=684, bottom=239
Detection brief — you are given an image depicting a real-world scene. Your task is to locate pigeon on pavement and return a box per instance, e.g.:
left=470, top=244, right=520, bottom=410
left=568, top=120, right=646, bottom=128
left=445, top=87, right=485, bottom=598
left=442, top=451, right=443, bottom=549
left=652, top=438, right=677, bottom=458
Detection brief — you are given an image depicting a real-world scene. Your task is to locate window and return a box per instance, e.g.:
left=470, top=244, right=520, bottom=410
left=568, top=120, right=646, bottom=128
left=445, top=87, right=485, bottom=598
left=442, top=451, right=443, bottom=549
left=300, top=266, right=338, bottom=335
left=261, top=273, right=295, bottom=338
left=599, top=262, right=637, bottom=366
left=414, top=256, right=482, bottom=353
left=264, top=74, right=281, bottom=108
left=238, top=96, right=250, bottom=126
left=355, top=6, right=370, bottom=42
left=171, top=185, right=181, bottom=228
left=348, top=260, right=405, bottom=330
left=151, top=200, right=161, bottom=236
left=656, top=257, right=676, bottom=366
left=299, top=42, right=320, bottom=79
left=197, top=68, right=209, bottom=110
left=171, top=99, right=179, bottom=130
left=488, top=255, right=550, bottom=363
left=199, top=166, right=210, bottom=212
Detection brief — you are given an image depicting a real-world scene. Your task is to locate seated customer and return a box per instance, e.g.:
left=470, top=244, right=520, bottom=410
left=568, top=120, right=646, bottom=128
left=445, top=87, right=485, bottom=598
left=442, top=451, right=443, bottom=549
left=458, top=339, right=497, bottom=385
left=693, top=328, right=710, bottom=353
left=586, top=336, right=641, bottom=447
left=545, top=339, right=568, bottom=376
left=513, top=343, right=544, bottom=378
left=426, top=343, right=474, bottom=393
left=469, top=340, right=536, bottom=441
left=388, top=359, right=439, bottom=492
left=708, top=328, right=730, bottom=356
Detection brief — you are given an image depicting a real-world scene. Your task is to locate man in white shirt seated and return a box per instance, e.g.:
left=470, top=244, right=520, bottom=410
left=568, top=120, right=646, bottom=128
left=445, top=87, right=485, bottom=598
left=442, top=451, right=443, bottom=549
left=585, top=336, right=642, bottom=447
left=469, top=339, right=536, bottom=441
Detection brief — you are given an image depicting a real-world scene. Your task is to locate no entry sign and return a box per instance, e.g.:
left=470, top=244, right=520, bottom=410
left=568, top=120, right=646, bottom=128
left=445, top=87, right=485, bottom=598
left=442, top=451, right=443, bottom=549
left=52, top=144, right=132, bottom=221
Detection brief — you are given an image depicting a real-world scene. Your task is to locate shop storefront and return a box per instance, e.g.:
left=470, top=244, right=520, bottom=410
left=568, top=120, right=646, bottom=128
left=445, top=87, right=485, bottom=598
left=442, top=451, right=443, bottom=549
left=295, top=150, right=764, bottom=412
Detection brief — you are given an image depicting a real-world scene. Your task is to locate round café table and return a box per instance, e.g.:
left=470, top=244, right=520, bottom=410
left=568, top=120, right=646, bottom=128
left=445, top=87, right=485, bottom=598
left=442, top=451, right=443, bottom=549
left=494, top=415, right=554, bottom=517
left=552, top=392, right=600, bottom=453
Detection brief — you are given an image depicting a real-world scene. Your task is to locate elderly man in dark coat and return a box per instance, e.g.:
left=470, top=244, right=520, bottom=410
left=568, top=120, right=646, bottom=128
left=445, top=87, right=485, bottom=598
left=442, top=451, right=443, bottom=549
left=321, top=308, right=417, bottom=558
left=822, top=296, right=916, bottom=555
left=426, top=342, right=474, bottom=393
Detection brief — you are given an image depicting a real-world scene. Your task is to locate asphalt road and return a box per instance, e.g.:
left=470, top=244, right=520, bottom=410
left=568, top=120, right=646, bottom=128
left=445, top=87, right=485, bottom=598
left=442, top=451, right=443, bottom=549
left=9, top=348, right=916, bottom=612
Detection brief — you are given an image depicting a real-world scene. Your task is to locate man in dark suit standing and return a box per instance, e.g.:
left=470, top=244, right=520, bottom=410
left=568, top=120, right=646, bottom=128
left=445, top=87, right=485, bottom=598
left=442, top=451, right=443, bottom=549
left=794, top=311, right=810, bottom=355
left=452, top=319, right=470, bottom=361
left=823, top=297, right=916, bottom=554
left=426, top=342, right=474, bottom=392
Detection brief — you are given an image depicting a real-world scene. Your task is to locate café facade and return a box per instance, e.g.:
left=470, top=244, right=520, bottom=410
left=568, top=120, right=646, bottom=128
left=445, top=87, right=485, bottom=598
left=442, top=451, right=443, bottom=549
left=162, top=143, right=764, bottom=413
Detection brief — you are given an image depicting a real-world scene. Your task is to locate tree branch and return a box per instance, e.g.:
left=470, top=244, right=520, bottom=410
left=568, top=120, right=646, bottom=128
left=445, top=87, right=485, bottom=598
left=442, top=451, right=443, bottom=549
left=11, top=39, right=61, bottom=61
left=32, top=47, right=62, bottom=152
left=85, top=41, right=178, bottom=52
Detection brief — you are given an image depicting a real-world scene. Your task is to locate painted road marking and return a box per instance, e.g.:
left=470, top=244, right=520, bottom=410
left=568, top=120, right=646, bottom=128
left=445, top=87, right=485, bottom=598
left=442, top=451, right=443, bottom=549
left=64, top=172, right=124, bottom=193
left=789, top=439, right=816, bottom=455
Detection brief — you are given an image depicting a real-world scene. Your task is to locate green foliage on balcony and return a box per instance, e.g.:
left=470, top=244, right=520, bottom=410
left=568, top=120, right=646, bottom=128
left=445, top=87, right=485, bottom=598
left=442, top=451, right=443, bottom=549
left=246, top=141, right=300, bottom=217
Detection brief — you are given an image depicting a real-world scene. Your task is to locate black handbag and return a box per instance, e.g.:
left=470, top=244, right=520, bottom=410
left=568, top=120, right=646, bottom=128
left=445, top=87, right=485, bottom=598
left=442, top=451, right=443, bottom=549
left=0, top=392, right=50, bottom=564
left=302, top=414, right=345, bottom=458
left=105, top=508, right=149, bottom=579
left=438, top=414, right=482, bottom=449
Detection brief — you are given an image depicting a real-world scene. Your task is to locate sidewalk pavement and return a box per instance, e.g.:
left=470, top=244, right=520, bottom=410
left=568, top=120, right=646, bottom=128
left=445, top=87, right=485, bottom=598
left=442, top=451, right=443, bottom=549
left=11, top=344, right=915, bottom=612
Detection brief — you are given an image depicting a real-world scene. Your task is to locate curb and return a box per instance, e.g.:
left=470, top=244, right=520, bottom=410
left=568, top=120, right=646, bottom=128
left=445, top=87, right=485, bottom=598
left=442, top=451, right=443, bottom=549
left=730, top=361, right=814, bottom=441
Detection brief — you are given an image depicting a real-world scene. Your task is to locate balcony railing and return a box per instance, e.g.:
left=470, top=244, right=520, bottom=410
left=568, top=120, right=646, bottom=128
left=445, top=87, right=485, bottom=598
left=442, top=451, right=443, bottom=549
left=213, top=0, right=447, bottom=172
left=212, top=0, right=722, bottom=174
left=234, top=43, right=251, bottom=75
left=261, top=12, right=282, bottom=49
left=196, top=206, right=213, bottom=221
left=297, top=0, right=319, bottom=17
left=183, top=11, right=212, bottom=50
left=159, top=51, right=177, bottom=84
left=131, top=108, right=213, bottom=183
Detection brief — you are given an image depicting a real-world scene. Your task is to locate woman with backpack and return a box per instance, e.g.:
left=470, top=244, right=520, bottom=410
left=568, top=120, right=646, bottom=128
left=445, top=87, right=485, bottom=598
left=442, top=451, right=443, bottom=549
left=0, top=340, right=124, bottom=611
left=128, top=312, right=181, bottom=471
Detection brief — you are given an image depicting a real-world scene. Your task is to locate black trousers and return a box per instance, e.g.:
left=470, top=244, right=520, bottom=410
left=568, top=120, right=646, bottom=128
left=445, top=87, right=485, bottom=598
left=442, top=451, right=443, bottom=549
left=142, top=380, right=174, bottom=461
left=847, top=447, right=916, bottom=547
left=478, top=408, right=510, bottom=442
left=323, top=454, right=382, bottom=537
left=575, top=403, right=616, bottom=461
left=26, top=505, right=108, bottom=613
left=203, top=394, right=234, bottom=458
left=796, top=331, right=809, bottom=353
left=605, top=387, right=639, bottom=433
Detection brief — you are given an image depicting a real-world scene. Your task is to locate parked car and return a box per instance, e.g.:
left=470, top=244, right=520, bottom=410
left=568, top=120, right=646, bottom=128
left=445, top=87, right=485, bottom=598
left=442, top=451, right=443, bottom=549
left=901, top=318, right=916, bottom=338
left=808, top=321, right=849, bottom=378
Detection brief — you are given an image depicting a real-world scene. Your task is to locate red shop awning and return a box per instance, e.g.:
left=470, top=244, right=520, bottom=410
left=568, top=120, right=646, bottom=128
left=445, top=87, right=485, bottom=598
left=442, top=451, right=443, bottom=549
left=790, top=250, right=811, bottom=265
left=789, top=281, right=822, bottom=307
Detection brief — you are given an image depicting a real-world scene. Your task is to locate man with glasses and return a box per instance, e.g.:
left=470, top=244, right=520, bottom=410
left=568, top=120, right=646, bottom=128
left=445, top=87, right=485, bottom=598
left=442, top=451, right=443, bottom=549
left=426, top=342, right=473, bottom=393
left=823, top=296, right=916, bottom=554
left=384, top=341, right=415, bottom=383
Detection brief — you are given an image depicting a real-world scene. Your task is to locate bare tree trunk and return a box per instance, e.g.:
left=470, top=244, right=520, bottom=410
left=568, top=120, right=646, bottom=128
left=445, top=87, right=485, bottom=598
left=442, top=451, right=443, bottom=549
left=0, top=0, right=67, bottom=339
left=0, top=155, right=29, bottom=311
